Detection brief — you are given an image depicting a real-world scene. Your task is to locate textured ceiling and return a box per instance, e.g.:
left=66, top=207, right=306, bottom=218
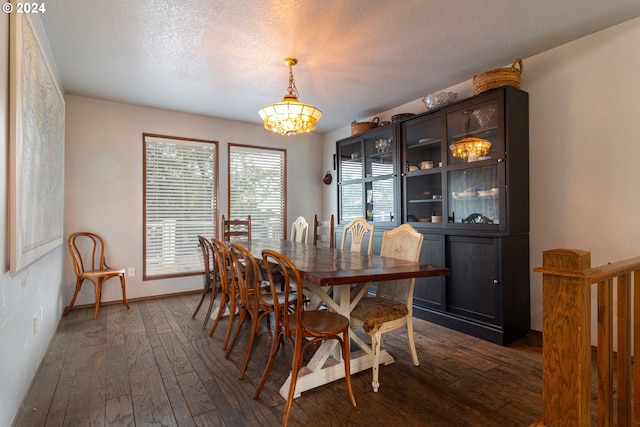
left=40, top=0, right=640, bottom=134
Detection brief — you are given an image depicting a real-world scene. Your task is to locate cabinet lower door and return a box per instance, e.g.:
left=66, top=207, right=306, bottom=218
left=445, top=235, right=501, bottom=326
left=413, top=233, right=445, bottom=311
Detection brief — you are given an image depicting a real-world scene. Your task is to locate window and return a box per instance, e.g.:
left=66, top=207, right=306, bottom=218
left=144, top=134, right=217, bottom=279
left=228, top=144, right=286, bottom=239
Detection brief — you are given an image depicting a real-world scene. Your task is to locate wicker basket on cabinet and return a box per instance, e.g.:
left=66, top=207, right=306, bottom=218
left=473, top=58, right=523, bottom=95
left=351, top=117, right=379, bottom=135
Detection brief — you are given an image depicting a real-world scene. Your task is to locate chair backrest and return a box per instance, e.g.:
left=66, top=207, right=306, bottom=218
left=210, top=238, right=234, bottom=294
left=376, top=224, right=424, bottom=305
left=68, top=231, right=109, bottom=275
left=221, top=215, right=251, bottom=241
left=340, top=217, right=375, bottom=255
left=290, top=216, right=310, bottom=243
left=197, top=235, right=216, bottom=283
left=261, top=249, right=304, bottom=334
left=313, top=214, right=334, bottom=248
left=229, top=243, right=266, bottom=308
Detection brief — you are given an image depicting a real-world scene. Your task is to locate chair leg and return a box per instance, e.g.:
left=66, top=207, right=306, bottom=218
left=64, top=277, right=84, bottom=316
left=209, top=292, right=228, bottom=337
left=94, top=279, right=103, bottom=319
left=201, top=284, right=218, bottom=329
left=225, top=308, right=247, bottom=359
left=238, top=311, right=269, bottom=380
left=282, top=337, right=304, bottom=427
left=406, top=318, right=419, bottom=366
left=371, top=331, right=382, bottom=392
left=265, top=313, right=273, bottom=337
left=119, top=274, right=130, bottom=309
left=222, top=297, right=239, bottom=350
left=253, top=331, right=283, bottom=399
left=192, top=285, right=209, bottom=319
left=339, top=333, right=357, bottom=406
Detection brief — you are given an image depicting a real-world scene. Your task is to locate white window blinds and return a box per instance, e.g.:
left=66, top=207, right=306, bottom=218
left=229, top=145, right=285, bottom=239
left=144, top=134, right=217, bottom=279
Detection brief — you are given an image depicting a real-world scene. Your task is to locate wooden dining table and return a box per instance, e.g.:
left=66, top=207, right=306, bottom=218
left=232, top=238, right=449, bottom=399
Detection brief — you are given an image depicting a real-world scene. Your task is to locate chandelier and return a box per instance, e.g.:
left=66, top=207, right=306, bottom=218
left=449, top=110, right=492, bottom=160
left=258, top=58, right=322, bottom=136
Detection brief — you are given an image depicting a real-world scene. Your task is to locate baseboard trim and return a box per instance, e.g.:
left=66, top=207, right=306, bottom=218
left=63, top=289, right=202, bottom=313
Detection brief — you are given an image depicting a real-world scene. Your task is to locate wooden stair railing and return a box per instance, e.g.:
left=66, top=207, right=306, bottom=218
left=531, top=249, right=640, bottom=426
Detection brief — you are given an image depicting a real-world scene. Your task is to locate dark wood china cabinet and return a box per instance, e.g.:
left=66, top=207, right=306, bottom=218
left=336, top=86, right=529, bottom=344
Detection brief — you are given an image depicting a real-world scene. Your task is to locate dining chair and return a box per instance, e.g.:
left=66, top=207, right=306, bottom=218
left=254, top=249, right=356, bottom=427
left=65, top=231, right=130, bottom=318
left=340, top=216, right=374, bottom=255
left=225, top=243, right=281, bottom=379
left=289, top=216, right=310, bottom=243
left=313, top=214, right=334, bottom=248
left=192, top=236, right=220, bottom=328
left=208, top=238, right=239, bottom=350
left=350, top=223, right=424, bottom=392
left=221, top=214, right=251, bottom=241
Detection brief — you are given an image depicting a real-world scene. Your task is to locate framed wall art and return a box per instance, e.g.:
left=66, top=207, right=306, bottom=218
left=9, top=13, right=65, bottom=273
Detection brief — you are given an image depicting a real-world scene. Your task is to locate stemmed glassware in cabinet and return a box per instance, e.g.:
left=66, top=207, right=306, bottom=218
left=473, top=108, right=495, bottom=130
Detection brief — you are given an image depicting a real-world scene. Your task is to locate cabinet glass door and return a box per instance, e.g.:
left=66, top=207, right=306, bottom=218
left=338, top=139, right=363, bottom=223
left=445, top=95, right=504, bottom=229
left=339, top=141, right=362, bottom=181
left=446, top=100, right=499, bottom=166
left=448, top=166, right=499, bottom=226
left=365, top=179, right=395, bottom=222
left=340, top=182, right=363, bottom=223
left=363, top=128, right=396, bottom=223
left=365, top=135, right=393, bottom=178
left=403, top=114, right=443, bottom=226
left=337, top=125, right=398, bottom=225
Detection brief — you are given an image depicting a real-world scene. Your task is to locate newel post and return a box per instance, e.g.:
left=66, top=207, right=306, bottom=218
left=534, top=249, right=592, bottom=426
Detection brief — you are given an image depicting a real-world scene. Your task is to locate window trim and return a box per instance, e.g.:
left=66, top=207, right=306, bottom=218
left=143, top=133, right=218, bottom=280
left=227, top=143, right=287, bottom=240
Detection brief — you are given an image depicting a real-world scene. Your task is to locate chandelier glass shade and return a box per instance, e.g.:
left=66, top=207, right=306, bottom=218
left=258, top=58, right=322, bottom=136
left=449, top=110, right=491, bottom=159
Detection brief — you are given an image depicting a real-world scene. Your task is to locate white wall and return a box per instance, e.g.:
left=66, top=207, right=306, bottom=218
left=0, top=14, right=66, bottom=427
left=322, top=17, right=640, bottom=338
left=526, top=17, right=640, bottom=335
left=64, top=95, right=324, bottom=306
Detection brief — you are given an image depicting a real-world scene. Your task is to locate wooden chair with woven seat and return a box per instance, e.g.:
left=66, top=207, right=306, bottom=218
left=221, top=214, right=251, bottom=241
left=208, top=238, right=240, bottom=350
left=341, top=216, right=374, bottom=255
left=313, top=214, right=334, bottom=248
left=192, top=236, right=220, bottom=328
left=350, top=223, right=424, bottom=392
left=65, top=231, right=130, bottom=318
left=289, top=216, right=310, bottom=243
left=254, top=249, right=356, bottom=427
left=225, top=243, right=282, bottom=379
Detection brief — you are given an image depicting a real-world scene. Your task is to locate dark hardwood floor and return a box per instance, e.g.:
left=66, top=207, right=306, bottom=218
left=13, top=294, right=543, bottom=426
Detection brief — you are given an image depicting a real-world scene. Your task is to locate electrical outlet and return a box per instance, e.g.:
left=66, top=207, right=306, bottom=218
left=32, top=315, right=38, bottom=335
left=127, top=267, right=135, bottom=278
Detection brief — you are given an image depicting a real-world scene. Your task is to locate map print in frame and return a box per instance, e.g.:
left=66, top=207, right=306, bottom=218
left=9, top=13, right=65, bottom=273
